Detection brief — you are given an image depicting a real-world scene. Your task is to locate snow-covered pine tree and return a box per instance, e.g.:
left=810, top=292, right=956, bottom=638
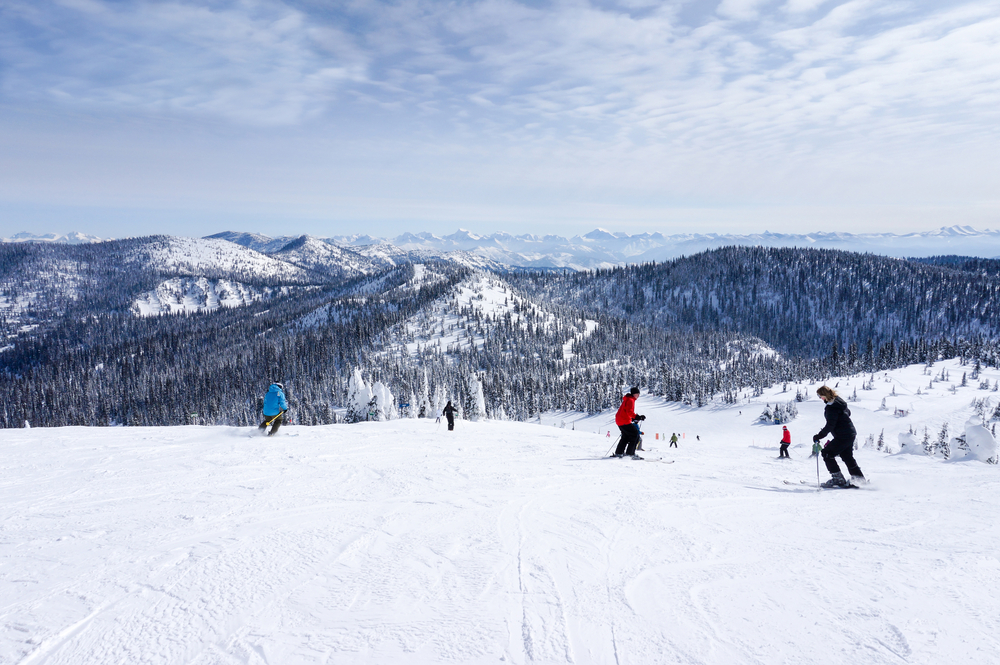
left=371, top=381, right=396, bottom=420
left=877, top=429, right=885, bottom=452
left=466, top=373, right=486, bottom=421
left=432, top=384, right=447, bottom=419
left=346, top=369, right=373, bottom=423
left=419, top=371, right=431, bottom=418
left=922, top=427, right=933, bottom=455
left=937, top=423, right=950, bottom=459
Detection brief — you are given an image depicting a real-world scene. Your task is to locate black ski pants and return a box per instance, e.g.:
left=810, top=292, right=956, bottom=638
left=447, top=415, right=455, bottom=431
left=259, top=412, right=283, bottom=436
left=779, top=444, right=790, bottom=458
left=822, top=436, right=864, bottom=478
left=615, top=423, right=640, bottom=456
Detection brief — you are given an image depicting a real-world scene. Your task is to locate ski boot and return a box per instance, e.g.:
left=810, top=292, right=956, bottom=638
left=821, top=472, right=850, bottom=488
left=630, top=454, right=644, bottom=460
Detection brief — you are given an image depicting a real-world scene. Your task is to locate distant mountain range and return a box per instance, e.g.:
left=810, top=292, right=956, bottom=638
left=3, top=231, right=106, bottom=245
left=7, top=226, right=1000, bottom=270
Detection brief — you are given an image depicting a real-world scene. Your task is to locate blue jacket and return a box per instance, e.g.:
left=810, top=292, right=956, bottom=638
left=263, top=384, right=288, bottom=416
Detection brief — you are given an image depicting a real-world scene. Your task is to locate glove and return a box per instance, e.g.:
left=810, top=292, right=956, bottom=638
left=637, top=415, right=646, bottom=421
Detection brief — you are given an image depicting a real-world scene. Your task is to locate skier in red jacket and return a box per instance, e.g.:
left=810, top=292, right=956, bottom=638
left=779, top=425, right=791, bottom=458
left=613, top=387, right=645, bottom=459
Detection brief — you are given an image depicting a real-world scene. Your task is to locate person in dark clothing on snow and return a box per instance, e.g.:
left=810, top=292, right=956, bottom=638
left=779, top=425, right=791, bottom=458
left=813, top=386, right=865, bottom=487
left=613, top=387, right=645, bottom=459
left=259, top=382, right=288, bottom=436
left=443, top=401, right=458, bottom=431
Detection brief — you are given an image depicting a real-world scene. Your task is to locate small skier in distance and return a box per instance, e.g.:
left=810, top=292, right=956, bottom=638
left=442, top=401, right=457, bottom=431
left=259, top=382, right=288, bottom=436
left=669, top=432, right=678, bottom=448
left=613, top=387, right=645, bottom=459
left=779, top=425, right=791, bottom=458
left=813, top=386, right=866, bottom=487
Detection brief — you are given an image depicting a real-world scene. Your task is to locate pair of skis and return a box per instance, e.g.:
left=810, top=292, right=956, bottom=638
left=607, top=455, right=674, bottom=464
left=783, top=479, right=860, bottom=490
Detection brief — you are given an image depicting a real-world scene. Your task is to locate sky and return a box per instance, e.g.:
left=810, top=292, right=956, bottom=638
left=1, top=0, right=998, bottom=240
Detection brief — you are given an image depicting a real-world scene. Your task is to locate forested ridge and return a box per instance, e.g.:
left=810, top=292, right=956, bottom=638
left=510, top=246, right=1000, bottom=356
left=3, top=240, right=1000, bottom=428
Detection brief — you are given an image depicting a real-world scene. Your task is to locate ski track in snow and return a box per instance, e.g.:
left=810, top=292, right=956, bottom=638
left=3, top=395, right=1000, bottom=663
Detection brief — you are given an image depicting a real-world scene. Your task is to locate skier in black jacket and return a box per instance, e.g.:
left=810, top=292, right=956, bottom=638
left=442, top=401, right=457, bottom=431
left=813, top=386, right=866, bottom=487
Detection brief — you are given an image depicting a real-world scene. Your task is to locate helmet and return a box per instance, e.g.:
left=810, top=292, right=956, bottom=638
left=274, top=382, right=284, bottom=391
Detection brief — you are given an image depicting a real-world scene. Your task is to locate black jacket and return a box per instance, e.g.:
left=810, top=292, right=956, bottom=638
left=816, top=396, right=857, bottom=442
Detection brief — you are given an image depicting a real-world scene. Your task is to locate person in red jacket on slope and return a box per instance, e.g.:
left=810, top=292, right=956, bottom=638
left=613, top=387, right=645, bottom=459
left=779, top=425, right=791, bottom=458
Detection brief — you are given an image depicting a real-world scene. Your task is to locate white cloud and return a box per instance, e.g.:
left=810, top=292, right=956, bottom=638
left=1, top=0, right=370, bottom=124
left=1, top=0, right=999, bottom=233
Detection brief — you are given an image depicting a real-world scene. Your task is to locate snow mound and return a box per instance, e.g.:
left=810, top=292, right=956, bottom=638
left=952, top=419, right=998, bottom=462
left=896, top=431, right=924, bottom=455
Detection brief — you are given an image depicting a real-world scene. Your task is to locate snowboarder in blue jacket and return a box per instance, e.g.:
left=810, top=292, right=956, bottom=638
left=259, top=382, right=288, bottom=436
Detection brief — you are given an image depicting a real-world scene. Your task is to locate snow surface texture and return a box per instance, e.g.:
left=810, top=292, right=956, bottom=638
left=3, top=359, right=1000, bottom=664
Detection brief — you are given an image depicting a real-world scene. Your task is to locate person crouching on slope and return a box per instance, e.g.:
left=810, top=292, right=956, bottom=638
left=259, top=382, right=288, bottom=436
left=613, top=387, right=645, bottom=459
left=813, top=386, right=865, bottom=487
left=779, top=425, right=791, bottom=458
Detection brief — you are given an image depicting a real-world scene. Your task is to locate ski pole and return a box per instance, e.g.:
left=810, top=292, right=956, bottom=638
left=605, top=436, right=621, bottom=457
left=816, top=443, right=821, bottom=488
left=264, top=410, right=285, bottom=427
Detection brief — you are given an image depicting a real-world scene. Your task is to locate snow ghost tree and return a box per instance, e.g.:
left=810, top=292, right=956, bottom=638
left=419, top=371, right=431, bottom=418
left=465, top=373, right=486, bottom=421
left=432, top=384, right=447, bottom=419
left=370, top=381, right=396, bottom=421
left=408, top=390, right=418, bottom=419
left=346, top=369, right=374, bottom=423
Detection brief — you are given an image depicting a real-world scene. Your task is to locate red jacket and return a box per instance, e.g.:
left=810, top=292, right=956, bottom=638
left=615, top=394, right=637, bottom=426
left=781, top=428, right=791, bottom=444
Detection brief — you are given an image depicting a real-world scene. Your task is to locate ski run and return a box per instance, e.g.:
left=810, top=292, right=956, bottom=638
left=3, top=357, right=1000, bottom=664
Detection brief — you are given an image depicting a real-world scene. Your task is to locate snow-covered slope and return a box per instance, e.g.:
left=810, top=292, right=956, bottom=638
left=203, top=231, right=298, bottom=254
left=388, top=271, right=568, bottom=358
left=3, top=358, right=999, bottom=664
left=132, top=277, right=300, bottom=316
left=139, top=236, right=319, bottom=283
left=270, top=235, right=381, bottom=281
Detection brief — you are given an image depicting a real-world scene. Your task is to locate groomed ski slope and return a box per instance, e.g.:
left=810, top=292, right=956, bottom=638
left=4, top=363, right=1000, bottom=664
